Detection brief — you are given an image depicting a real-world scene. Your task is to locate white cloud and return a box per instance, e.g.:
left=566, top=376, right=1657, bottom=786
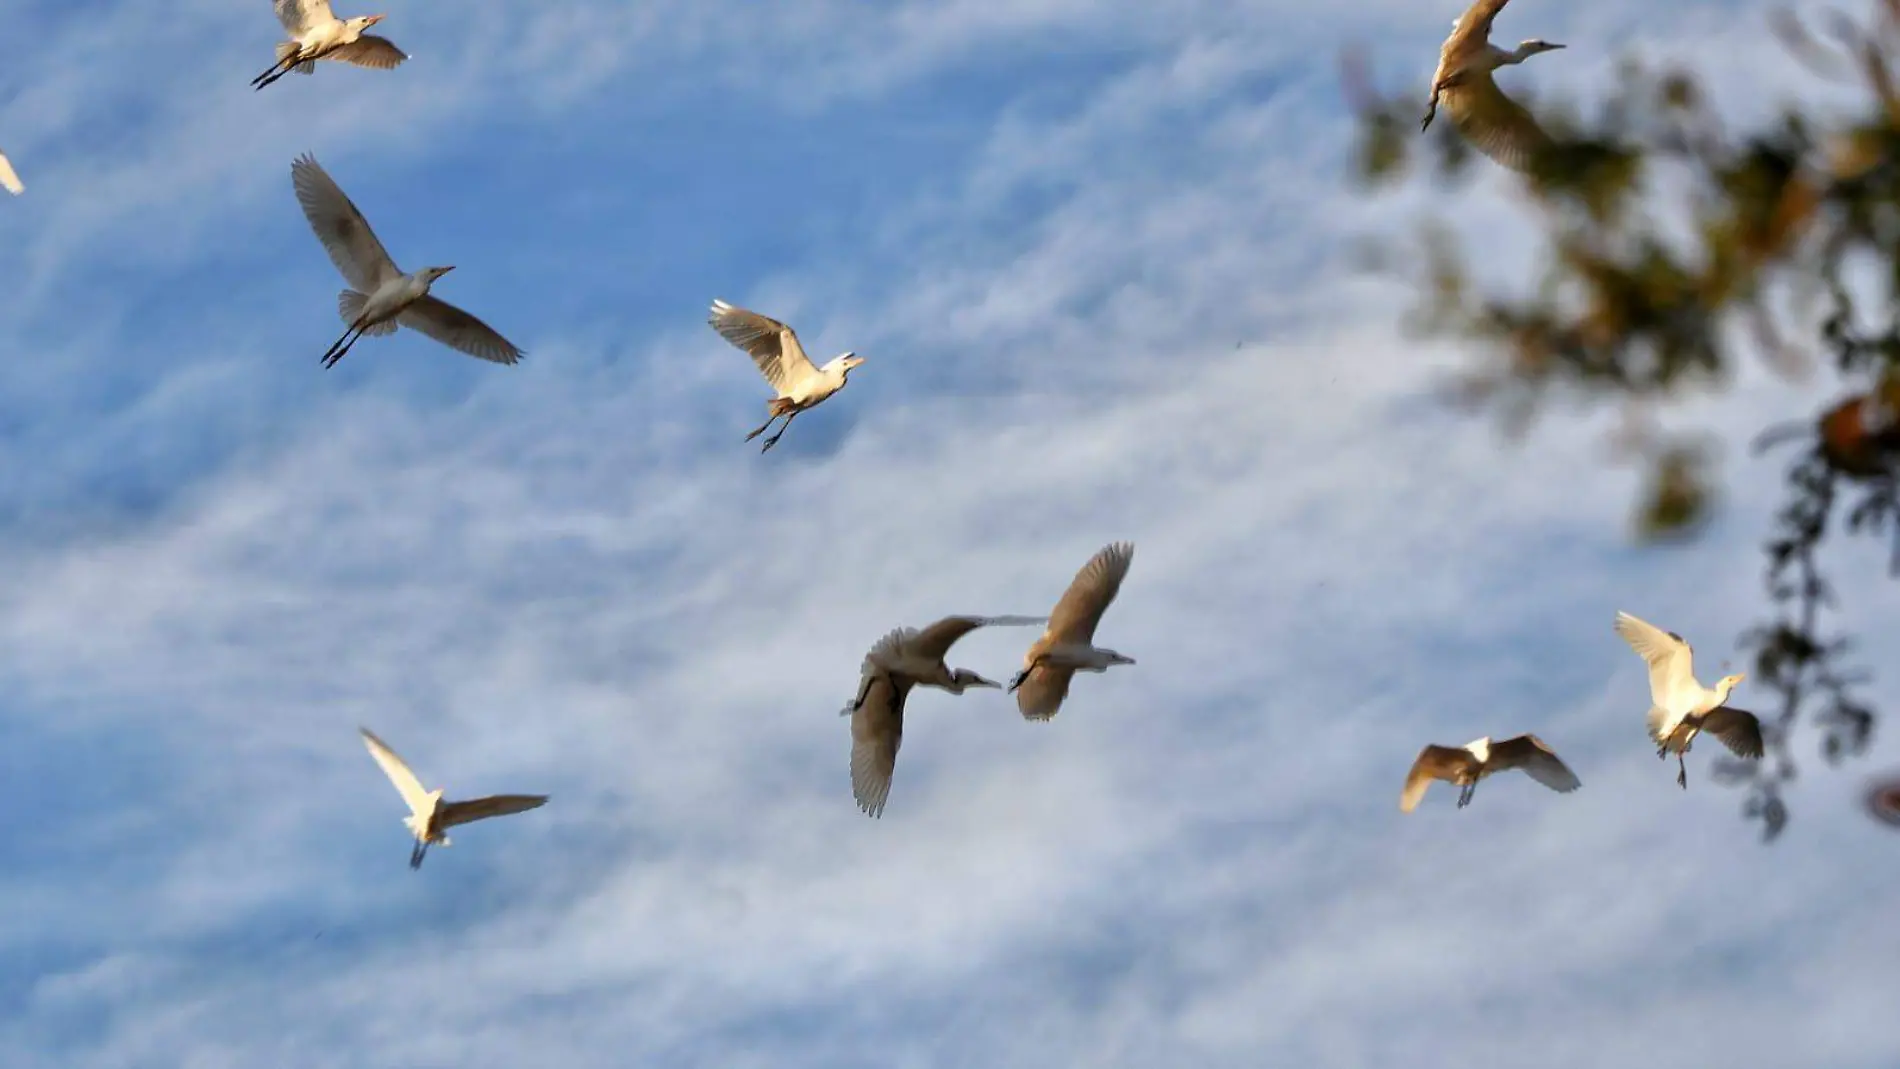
left=0, top=0, right=1895, bottom=1066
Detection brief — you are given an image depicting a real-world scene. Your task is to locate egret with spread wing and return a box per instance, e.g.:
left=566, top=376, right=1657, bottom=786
left=1008, top=542, right=1136, bottom=721
left=255, top=0, right=407, bottom=90
left=1422, top=0, right=1565, bottom=171
left=1613, top=611, right=1764, bottom=789
left=707, top=299, right=865, bottom=453
left=291, top=154, right=522, bottom=369
left=843, top=614, right=1046, bottom=817
left=1400, top=734, right=1581, bottom=812
left=359, top=728, right=547, bottom=869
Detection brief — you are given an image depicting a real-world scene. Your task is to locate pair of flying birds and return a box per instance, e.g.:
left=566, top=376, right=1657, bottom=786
left=1400, top=611, right=1765, bottom=812
left=286, top=153, right=863, bottom=453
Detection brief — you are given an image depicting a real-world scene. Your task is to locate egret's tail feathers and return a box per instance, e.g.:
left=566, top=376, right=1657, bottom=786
left=337, top=290, right=399, bottom=335
left=295, top=60, right=317, bottom=75
left=275, top=41, right=301, bottom=64
left=1645, top=705, right=1674, bottom=745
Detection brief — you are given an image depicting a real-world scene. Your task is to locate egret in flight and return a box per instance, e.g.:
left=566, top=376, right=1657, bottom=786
left=1422, top=0, right=1564, bottom=171
left=1009, top=542, right=1137, bottom=721
left=255, top=1, right=407, bottom=90
left=0, top=148, right=21, bottom=196
left=1399, top=734, right=1581, bottom=812
left=707, top=299, right=865, bottom=453
left=359, top=728, right=548, bottom=869
left=1613, top=611, right=1764, bottom=789
left=843, top=615, right=1046, bottom=817
left=291, top=154, right=522, bottom=369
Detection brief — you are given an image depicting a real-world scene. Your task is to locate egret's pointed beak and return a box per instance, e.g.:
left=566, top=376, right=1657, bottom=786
left=968, top=675, right=1002, bottom=690
left=1113, top=654, right=1137, bottom=666
left=365, top=13, right=385, bottom=25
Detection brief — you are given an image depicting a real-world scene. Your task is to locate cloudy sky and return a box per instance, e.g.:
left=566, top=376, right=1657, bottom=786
left=0, top=0, right=1896, bottom=1066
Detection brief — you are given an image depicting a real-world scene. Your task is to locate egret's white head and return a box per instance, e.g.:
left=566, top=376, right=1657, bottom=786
left=1716, top=672, right=1747, bottom=699
left=836, top=352, right=866, bottom=375
left=422, top=265, right=456, bottom=283
left=350, top=14, right=385, bottom=31
left=1518, top=38, right=1564, bottom=56
left=949, top=669, right=1000, bottom=691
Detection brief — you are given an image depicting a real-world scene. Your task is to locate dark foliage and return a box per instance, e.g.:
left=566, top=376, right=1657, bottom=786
left=1342, top=3, right=1900, bottom=838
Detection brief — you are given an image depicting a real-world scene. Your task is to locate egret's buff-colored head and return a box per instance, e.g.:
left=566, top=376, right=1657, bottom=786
left=1716, top=672, right=1746, bottom=697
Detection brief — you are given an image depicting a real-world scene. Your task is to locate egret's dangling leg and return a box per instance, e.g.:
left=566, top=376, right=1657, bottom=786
left=760, top=411, right=799, bottom=453
left=409, top=837, right=429, bottom=870
left=321, top=324, right=365, bottom=368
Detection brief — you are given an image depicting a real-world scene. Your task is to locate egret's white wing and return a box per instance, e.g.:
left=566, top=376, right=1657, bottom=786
left=328, top=35, right=408, bottom=71
left=1444, top=0, right=1512, bottom=52
left=851, top=673, right=909, bottom=818
left=275, top=0, right=335, bottom=36
left=1044, top=542, right=1134, bottom=645
left=910, top=614, right=1047, bottom=662
left=1489, top=734, right=1582, bottom=794
left=0, top=150, right=21, bottom=196
left=1444, top=74, right=1552, bottom=172
left=438, top=793, right=548, bottom=829
left=1613, top=611, right=1698, bottom=710
left=1400, top=745, right=1469, bottom=813
left=1700, top=707, right=1765, bottom=760
left=360, top=728, right=433, bottom=819
left=1015, top=663, right=1074, bottom=721
left=396, top=295, right=523, bottom=364
left=707, top=299, right=819, bottom=394
left=292, top=153, right=400, bottom=293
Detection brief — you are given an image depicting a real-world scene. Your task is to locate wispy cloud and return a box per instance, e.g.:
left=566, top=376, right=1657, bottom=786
left=0, top=0, right=1895, bottom=1066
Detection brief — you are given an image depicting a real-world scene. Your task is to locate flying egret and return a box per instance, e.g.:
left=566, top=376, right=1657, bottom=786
left=1422, top=0, right=1565, bottom=171
left=255, top=1, right=407, bottom=90
left=1613, top=611, right=1764, bottom=789
left=0, top=148, right=21, bottom=196
left=706, top=299, right=866, bottom=453
left=1008, top=542, right=1136, bottom=721
left=359, top=728, right=548, bottom=869
left=842, top=615, right=1047, bottom=818
left=291, top=154, right=522, bottom=369
left=1400, top=734, right=1581, bottom=812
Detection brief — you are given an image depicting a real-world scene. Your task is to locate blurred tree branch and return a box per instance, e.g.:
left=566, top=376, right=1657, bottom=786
left=1342, top=2, right=1900, bottom=839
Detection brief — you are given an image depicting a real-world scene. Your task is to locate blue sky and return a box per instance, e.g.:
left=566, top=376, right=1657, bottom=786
left=0, top=0, right=1897, bottom=1066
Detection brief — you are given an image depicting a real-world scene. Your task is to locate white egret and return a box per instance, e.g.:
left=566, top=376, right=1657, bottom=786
left=0, top=148, right=21, bottom=196
left=255, top=1, right=407, bottom=90
left=1422, top=0, right=1564, bottom=171
left=842, top=615, right=1046, bottom=818
left=707, top=299, right=866, bottom=453
left=1400, top=734, right=1580, bottom=812
left=1613, top=611, right=1764, bottom=789
left=359, top=728, right=548, bottom=869
left=291, top=154, right=522, bottom=369
left=1008, top=542, right=1136, bottom=721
